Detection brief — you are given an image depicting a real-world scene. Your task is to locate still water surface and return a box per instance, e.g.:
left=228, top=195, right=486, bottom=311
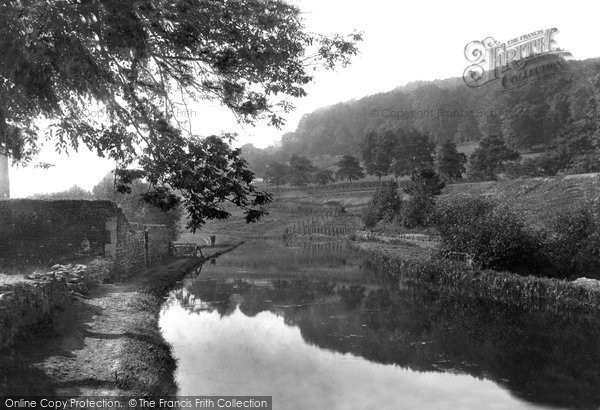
left=159, top=241, right=600, bottom=410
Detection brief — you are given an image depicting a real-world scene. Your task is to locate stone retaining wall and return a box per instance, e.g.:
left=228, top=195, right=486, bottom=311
left=0, top=258, right=116, bottom=349
left=112, top=221, right=171, bottom=278
left=0, top=200, right=118, bottom=264
left=0, top=199, right=174, bottom=347
left=0, top=199, right=172, bottom=278
left=0, top=279, right=70, bottom=348
left=145, top=224, right=171, bottom=265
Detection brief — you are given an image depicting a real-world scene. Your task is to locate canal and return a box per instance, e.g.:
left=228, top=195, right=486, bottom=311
left=160, top=240, right=600, bottom=410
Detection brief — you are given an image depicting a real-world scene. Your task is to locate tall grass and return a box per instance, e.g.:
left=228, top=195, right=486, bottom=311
left=350, top=244, right=600, bottom=315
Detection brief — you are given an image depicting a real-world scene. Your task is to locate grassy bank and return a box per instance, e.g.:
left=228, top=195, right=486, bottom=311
left=258, top=173, right=600, bottom=231
left=350, top=242, right=600, bottom=315
left=441, top=173, right=600, bottom=228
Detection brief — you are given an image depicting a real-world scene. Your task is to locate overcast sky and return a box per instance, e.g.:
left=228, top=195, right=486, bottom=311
left=9, top=0, right=600, bottom=197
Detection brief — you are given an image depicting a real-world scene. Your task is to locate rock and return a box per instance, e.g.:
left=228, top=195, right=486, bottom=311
left=67, top=282, right=90, bottom=297
left=573, top=277, right=600, bottom=291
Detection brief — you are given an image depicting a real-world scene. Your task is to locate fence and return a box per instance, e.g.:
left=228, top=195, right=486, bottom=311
left=265, top=179, right=384, bottom=195
left=269, top=202, right=344, bottom=217
left=282, top=213, right=358, bottom=239
left=170, top=242, right=203, bottom=258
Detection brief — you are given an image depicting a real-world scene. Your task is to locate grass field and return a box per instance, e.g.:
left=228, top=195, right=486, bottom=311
left=441, top=173, right=600, bottom=228
left=267, top=172, right=600, bottom=229
left=177, top=172, right=600, bottom=248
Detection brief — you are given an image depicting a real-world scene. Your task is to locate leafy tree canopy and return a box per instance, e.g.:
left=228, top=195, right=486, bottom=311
left=468, top=135, right=520, bottom=181
left=0, top=0, right=361, bottom=231
left=335, top=154, right=364, bottom=181
left=288, top=153, right=315, bottom=186
left=313, top=168, right=334, bottom=185
left=264, top=161, right=290, bottom=186
left=436, top=140, right=467, bottom=180
left=361, top=130, right=396, bottom=179
left=261, top=58, right=600, bottom=164
left=30, top=185, right=95, bottom=200
left=389, top=128, right=435, bottom=178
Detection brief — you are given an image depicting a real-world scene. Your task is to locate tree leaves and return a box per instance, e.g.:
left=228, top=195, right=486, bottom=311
left=0, top=0, right=360, bottom=230
left=468, top=135, right=520, bottom=181
left=335, top=154, right=364, bottom=181
left=436, top=140, right=467, bottom=180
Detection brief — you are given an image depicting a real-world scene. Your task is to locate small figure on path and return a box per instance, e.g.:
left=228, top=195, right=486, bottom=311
left=209, top=234, right=216, bottom=247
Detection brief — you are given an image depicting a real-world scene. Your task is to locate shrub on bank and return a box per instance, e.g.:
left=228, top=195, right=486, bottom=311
left=397, top=169, right=445, bottom=229
left=361, top=205, right=380, bottom=228
left=430, top=197, right=541, bottom=271
left=429, top=195, right=600, bottom=280
left=361, top=181, right=402, bottom=228
left=542, top=201, right=600, bottom=279
left=398, top=195, right=433, bottom=228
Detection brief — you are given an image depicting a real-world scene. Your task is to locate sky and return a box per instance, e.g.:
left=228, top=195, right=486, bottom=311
left=8, top=0, right=600, bottom=197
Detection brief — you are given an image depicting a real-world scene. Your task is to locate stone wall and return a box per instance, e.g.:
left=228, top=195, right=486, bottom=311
left=111, top=221, right=171, bottom=278
left=0, top=200, right=118, bottom=264
left=113, top=218, right=147, bottom=278
left=0, top=199, right=175, bottom=348
left=0, top=279, right=70, bottom=348
left=0, top=199, right=172, bottom=277
left=145, top=224, right=172, bottom=265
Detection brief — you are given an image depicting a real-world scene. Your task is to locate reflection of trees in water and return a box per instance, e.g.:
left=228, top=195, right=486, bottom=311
left=213, top=241, right=363, bottom=271
left=178, top=278, right=337, bottom=317
left=174, top=279, right=253, bottom=316
left=239, top=279, right=335, bottom=317
left=336, top=284, right=366, bottom=309
left=302, top=287, right=600, bottom=409
left=171, top=276, right=600, bottom=408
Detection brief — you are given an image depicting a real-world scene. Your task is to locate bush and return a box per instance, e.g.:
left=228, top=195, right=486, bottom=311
left=542, top=202, right=600, bottom=279
left=360, top=181, right=402, bottom=228
left=398, top=169, right=445, bottom=228
left=430, top=197, right=540, bottom=271
left=398, top=195, right=434, bottom=228
left=361, top=205, right=381, bottom=228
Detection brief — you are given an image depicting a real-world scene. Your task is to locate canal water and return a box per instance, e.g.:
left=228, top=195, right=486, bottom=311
left=159, top=241, right=600, bottom=410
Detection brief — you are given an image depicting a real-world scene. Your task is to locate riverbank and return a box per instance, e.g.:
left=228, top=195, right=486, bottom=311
left=0, top=243, right=242, bottom=396
left=177, top=192, right=600, bottom=316
left=350, top=241, right=600, bottom=315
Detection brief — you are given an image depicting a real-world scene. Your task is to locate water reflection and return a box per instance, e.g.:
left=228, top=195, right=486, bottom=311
left=160, top=241, right=600, bottom=409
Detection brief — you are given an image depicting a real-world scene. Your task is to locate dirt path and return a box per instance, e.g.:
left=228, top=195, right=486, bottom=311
left=1, top=245, right=241, bottom=396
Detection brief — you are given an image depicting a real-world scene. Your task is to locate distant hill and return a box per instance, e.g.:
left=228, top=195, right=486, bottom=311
left=277, top=57, right=600, bottom=157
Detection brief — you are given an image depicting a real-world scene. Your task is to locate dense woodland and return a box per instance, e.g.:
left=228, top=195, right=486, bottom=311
left=243, top=57, right=600, bottom=180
